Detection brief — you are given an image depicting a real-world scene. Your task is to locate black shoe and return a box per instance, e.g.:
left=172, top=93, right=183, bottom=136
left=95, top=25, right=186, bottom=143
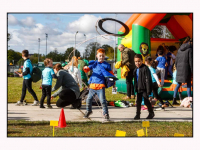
left=134, top=114, right=140, bottom=120
left=172, top=98, right=179, bottom=105
left=83, top=111, right=93, bottom=118
left=104, top=114, right=110, bottom=122
left=72, top=98, right=82, bottom=109
left=146, top=112, right=155, bottom=119
left=46, top=104, right=53, bottom=109
left=40, top=105, right=45, bottom=108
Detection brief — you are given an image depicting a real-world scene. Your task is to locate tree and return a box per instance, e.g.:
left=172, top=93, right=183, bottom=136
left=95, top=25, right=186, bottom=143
left=64, top=47, right=80, bottom=61
left=8, top=33, right=11, bottom=41
left=102, top=44, right=115, bottom=60
left=151, top=25, right=163, bottom=38
left=84, top=42, right=101, bottom=60
left=7, top=49, right=22, bottom=65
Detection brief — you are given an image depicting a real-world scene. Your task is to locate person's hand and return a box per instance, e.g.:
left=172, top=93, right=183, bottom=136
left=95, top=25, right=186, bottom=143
left=158, top=84, right=162, bottom=87
left=19, top=73, right=23, bottom=77
left=51, top=96, right=54, bottom=100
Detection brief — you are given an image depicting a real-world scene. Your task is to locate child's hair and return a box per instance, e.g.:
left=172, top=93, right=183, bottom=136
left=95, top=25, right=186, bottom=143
left=156, top=45, right=165, bottom=55
left=53, top=63, right=62, bottom=71
left=69, top=56, right=78, bottom=67
left=157, top=50, right=163, bottom=55
left=44, top=58, right=52, bottom=67
left=168, top=45, right=177, bottom=53
left=97, top=48, right=105, bottom=54
left=134, top=54, right=143, bottom=60
left=22, top=50, right=29, bottom=57
left=145, top=56, right=156, bottom=68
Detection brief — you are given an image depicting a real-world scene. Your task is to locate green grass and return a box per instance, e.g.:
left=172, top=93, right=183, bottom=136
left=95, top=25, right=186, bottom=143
left=8, top=77, right=130, bottom=103
left=7, top=120, right=192, bottom=137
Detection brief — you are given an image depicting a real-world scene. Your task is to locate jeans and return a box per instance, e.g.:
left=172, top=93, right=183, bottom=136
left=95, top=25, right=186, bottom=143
left=126, top=69, right=135, bottom=97
left=40, top=85, right=51, bottom=105
left=86, top=88, right=108, bottom=115
left=165, top=65, right=173, bottom=78
left=173, top=78, right=192, bottom=98
left=20, top=79, right=38, bottom=102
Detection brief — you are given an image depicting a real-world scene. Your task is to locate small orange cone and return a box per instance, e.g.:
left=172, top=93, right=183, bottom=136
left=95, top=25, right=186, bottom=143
left=39, top=85, right=42, bottom=89
left=57, top=108, right=67, bottom=128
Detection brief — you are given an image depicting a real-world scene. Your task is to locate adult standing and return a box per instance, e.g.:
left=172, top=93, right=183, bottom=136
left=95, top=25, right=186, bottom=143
left=118, top=44, right=136, bottom=99
left=51, top=63, right=80, bottom=108
left=173, top=37, right=193, bottom=104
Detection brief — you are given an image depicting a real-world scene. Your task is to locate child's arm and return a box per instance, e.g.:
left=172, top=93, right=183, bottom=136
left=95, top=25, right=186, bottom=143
left=152, top=73, right=161, bottom=87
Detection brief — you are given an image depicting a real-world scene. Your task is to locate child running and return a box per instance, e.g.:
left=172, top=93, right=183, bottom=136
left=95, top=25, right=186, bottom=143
left=154, top=45, right=168, bottom=86
left=83, top=48, right=116, bottom=121
left=16, top=50, right=39, bottom=106
left=171, top=64, right=183, bottom=105
left=145, top=56, right=168, bottom=109
left=40, top=58, right=57, bottom=108
left=133, top=54, right=154, bottom=119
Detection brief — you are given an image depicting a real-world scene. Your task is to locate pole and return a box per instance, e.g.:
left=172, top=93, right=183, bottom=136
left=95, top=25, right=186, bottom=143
left=45, top=33, right=48, bottom=58
left=84, top=34, right=86, bottom=59
left=114, top=13, right=117, bottom=63
left=75, top=31, right=78, bottom=57
left=38, top=38, right=40, bottom=63
left=95, top=32, right=97, bottom=60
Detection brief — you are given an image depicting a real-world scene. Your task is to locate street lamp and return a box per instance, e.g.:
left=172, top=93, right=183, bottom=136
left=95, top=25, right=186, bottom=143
left=45, top=33, right=48, bottom=57
left=74, top=31, right=78, bottom=57
left=84, top=34, right=86, bottom=59
left=114, top=13, right=117, bottom=62
left=38, top=38, right=40, bottom=63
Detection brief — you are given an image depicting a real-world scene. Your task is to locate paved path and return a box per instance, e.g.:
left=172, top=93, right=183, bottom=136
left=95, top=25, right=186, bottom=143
left=8, top=103, right=192, bottom=122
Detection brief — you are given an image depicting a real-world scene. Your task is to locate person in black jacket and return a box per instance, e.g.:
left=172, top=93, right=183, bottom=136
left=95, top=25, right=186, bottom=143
left=173, top=37, right=193, bottom=104
left=133, top=54, right=154, bottom=119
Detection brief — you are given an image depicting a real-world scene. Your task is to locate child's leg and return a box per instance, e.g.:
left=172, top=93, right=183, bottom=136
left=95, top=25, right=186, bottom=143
left=96, top=88, right=108, bottom=115
left=40, top=86, right=46, bottom=106
left=173, top=83, right=181, bottom=98
left=143, top=92, right=154, bottom=113
left=85, top=88, right=95, bottom=112
left=46, top=86, right=52, bottom=105
left=168, top=65, right=173, bottom=77
left=152, top=82, right=164, bottom=105
left=136, top=93, right=142, bottom=114
left=178, top=92, right=182, bottom=100
left=20, top=79, right=27, bottom=102
left=187, top=78, right=191, bottom=97
left=160, top=68, right=165, bottom=86
left=26, top=79, right=38, bottom=101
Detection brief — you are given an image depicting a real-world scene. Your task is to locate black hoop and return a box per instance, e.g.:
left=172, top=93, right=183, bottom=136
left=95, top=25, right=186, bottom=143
left=98, top=18, right=130, bottom=37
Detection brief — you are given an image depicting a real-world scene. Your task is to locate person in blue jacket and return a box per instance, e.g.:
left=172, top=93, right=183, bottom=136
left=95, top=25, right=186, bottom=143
left=40, top=58, right=57, bottom=108
left=16, top=50, right=39, bottom=106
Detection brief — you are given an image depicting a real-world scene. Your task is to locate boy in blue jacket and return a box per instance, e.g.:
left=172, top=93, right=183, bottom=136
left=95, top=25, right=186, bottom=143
left=16, top=50, right=39, bottom=106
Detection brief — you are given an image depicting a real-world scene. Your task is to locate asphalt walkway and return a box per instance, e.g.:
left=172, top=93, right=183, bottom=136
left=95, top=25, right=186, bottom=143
left=8, top=103, right=192, bottom=122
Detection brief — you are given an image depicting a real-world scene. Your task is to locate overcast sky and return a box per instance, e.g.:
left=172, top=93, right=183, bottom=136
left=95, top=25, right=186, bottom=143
left=8, top=13, right=133, bottom=56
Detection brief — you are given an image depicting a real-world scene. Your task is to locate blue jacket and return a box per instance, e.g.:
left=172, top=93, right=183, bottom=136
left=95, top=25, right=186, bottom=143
left=42, top=67, right=55, bottom=85
left=23, top=58, right=32, bottom=79
left=88, top=60, right=116, bottom=85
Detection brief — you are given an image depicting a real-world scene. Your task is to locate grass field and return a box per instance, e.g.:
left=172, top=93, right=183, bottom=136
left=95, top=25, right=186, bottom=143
left=8, top=120, right=192, bottom=137
left=8, top=77, right=133, bottom=103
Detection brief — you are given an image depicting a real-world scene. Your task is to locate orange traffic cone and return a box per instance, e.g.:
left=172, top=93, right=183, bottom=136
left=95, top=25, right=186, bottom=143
left=57, top=108, right=67, bottom=128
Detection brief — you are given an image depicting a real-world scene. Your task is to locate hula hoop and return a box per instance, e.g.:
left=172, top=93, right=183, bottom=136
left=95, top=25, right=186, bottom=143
left=98, top=18, right=129, bottom=37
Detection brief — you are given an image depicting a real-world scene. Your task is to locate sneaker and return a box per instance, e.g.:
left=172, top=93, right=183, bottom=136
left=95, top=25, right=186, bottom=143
left=23, top=100, right=28, bottom=105
left=104, top=114, right=110, bottom=122
left=134, top=114, right=140, bottom=120
left=146, top=112, right=155, bottom=119
left=15, top=101, right=23, bottom=106
left=32, top=100, right=39, bottom=106
left=46, top=105, right=53, bottom=109
left=40, top=105, right=45, bottom=108
left=83, top=111, right=93, bottom=118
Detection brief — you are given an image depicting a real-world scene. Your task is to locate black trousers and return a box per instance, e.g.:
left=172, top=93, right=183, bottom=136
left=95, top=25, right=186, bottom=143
left=20, top=79, right=38, bottom=102
left=136, top=91, right=153, bottom=114
left=40, top=85, right=51, bottom=106
left=152, top=82, right=164, bottom=105
left=126, top=69, right=134, bottom=97
left=56, top=88, right=77, bottom=107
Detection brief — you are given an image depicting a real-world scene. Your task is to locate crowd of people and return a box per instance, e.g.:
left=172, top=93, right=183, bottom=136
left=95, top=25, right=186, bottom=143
left=15, top=36, right=193, bottom=121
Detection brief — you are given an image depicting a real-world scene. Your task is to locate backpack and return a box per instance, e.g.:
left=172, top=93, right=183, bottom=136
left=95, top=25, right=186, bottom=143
left=31, top=66, right=42, bottom=82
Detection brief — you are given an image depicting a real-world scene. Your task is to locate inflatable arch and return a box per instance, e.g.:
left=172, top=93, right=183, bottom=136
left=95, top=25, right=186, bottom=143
left=116, top=13, right=193, bottom=100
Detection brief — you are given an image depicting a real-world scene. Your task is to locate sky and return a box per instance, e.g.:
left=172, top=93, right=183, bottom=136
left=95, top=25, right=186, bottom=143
left=8, top=13, right=133, bottom=56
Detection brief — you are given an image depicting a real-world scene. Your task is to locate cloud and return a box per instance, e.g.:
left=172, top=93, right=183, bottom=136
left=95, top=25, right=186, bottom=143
left=8, top=14, right=36, bottom=27
left=8, top=14, right=19, bottom=25
left=20, top=17, right=35, bottom=27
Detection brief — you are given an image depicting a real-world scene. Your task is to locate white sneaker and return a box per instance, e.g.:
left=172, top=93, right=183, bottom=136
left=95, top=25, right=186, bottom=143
left=32, top=100, right=39, bottom=106
left=15, top=101, right=24, bottom=106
